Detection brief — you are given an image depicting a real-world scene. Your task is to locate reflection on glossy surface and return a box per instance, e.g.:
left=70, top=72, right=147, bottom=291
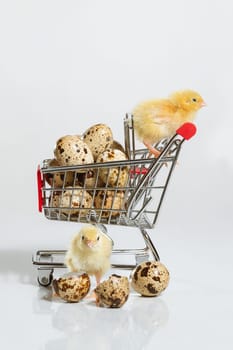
left=40, top=293, right=169, bottom=350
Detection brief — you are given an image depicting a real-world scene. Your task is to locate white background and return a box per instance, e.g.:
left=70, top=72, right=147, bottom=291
left=0, top=1, right=232, bottom=349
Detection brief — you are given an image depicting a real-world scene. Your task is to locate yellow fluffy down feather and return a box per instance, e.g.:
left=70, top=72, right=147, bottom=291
left=133, top=89, right=205, bottom=156
left=65, top=225, right=113, bottom=285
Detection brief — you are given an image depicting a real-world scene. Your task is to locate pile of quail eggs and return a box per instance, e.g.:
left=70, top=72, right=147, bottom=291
left=46, top=123, right=129, bottom=218
left=53, top=261, right=170, bottom=308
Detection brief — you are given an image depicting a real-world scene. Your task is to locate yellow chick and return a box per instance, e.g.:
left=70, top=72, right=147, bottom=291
left=133, top=89, right=206, bottom=157
left=65, top=225, right=113, bottom=285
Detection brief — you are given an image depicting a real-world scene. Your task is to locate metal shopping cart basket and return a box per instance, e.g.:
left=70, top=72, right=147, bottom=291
left=32, top=115, right=196, bottom=286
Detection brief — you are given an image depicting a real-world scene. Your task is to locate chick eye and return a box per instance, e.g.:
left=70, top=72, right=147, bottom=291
left=192, top=98, right=197, bottom=102
left=97, top=236, right=100, bottom=241
left=81, top=236, right=84, bottom=240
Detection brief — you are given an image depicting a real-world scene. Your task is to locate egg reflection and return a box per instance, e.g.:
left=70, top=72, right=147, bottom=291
left=46, top=296, right=169, bottom=350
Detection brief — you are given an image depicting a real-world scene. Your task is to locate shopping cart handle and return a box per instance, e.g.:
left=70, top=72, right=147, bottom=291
left=176, top=122, right=197, bottom=140
left=37, top=165, right=43, bottom=212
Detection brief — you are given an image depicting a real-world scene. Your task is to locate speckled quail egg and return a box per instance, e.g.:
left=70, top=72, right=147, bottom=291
left=94, top=190, right=125, bottom=218
left=49, top=191, right=61, bottom=208
left=45, top=159, right=75, bottom=187
left=53, top=273, right=91, bottom=303
left=111, top=140, right=126, bottom=153
left=95, top=274, right=130, bottom=308
left=54, top=135, right=94, bottom=166
left=83, top=124, right=113, bottom=160
left=76, top=169, right=104, bottom=189
left=131, top=261, right=170, bottom=297
left=50, top=187, right=92, bottom=216
left=96, top=149, right=129, bottom=187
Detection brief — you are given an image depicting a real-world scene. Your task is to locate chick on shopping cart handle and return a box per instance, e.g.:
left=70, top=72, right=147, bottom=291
left=133, top=89, right=206, bottom=158
left=65, top=225, right=113, bottom=288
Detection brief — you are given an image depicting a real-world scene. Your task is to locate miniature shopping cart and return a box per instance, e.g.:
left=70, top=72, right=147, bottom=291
left=33, top=115, right=196, bottom=286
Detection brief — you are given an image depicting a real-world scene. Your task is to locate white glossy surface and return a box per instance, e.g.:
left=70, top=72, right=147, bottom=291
left=1, top=0, right=233, bottom=349
left=1, top=218, right=233, bottom=349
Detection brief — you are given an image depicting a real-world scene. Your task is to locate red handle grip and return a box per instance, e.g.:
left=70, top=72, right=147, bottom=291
left=37, top=165, right=43, bottom=212
left=176, top=122, right=197, bottom=140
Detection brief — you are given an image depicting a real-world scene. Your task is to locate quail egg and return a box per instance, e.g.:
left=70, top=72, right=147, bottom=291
left=54, top=135, right=94, bottom=166
left=45, top=159, right=75, bottom=187
left=95, top=274, right=130, bottom=308
left=96, top=149, right=129, bottom=187
left=76, top=169, right=104, bottom=189
left=111, top=140, right=126, bottom=153
left=94, top=190, right=125, bottom=218
left=131, top=261, right=170, bottom=297
left=50, top=186, right=92, bottom=217
left=53, top=273, right=91, bottom=303
left=83, top=124, right=113, bottom=160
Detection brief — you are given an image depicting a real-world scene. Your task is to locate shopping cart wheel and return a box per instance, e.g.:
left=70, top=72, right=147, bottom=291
left=37, top=268, right=54, bottom=287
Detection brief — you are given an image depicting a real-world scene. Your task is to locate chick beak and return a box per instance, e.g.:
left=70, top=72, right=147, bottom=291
left=201, top=101, right=206, bottom=107
left=86, top=240, right=95, bottom=248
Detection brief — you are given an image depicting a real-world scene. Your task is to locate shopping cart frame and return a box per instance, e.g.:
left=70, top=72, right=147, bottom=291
left=32, top=115, right=196, bottom=286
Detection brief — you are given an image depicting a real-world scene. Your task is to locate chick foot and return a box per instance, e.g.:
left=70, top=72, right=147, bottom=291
left=143, top=140, right=161, bottom=158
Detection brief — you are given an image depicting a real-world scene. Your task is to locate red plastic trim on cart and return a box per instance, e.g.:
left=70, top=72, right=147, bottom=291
left=37, top=165, right=43, bottom=212
left=130, top=167, right=149, bottom=176
left=176, top=122, right=197, bottom=140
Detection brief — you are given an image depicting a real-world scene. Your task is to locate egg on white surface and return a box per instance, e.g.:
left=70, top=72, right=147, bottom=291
left=53, top=273, right=91, bottom=303
left=54, top=135, right=94, bottom=166
left=131, top=261, right=170, bottom=297
left=95, top=274, right=130, bottom=308
left=83, top=124, right=113, bottom=160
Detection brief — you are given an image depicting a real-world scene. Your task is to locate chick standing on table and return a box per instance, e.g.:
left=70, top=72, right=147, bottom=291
left=65, top=225, right=113, bottom=285
left=133, top=89, right=206, bottom=157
